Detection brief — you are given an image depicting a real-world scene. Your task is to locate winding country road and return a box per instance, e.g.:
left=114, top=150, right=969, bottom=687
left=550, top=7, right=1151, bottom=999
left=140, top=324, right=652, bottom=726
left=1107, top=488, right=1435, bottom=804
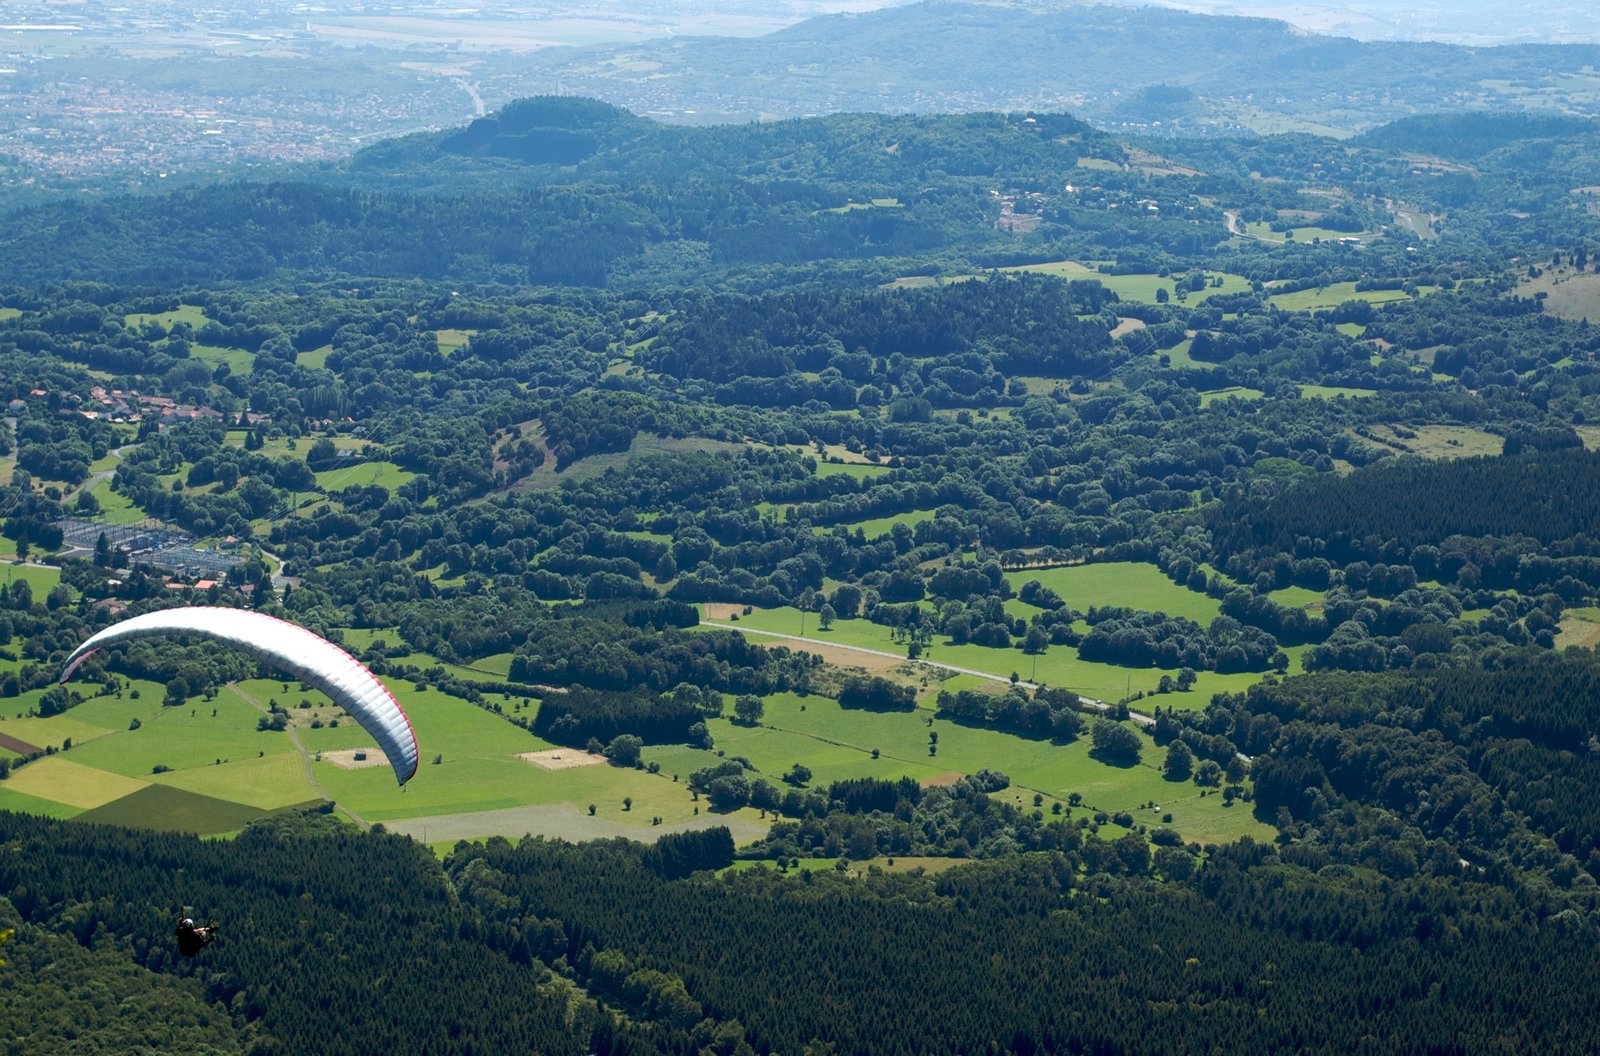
left=701, top=620, right=1154, bottom=727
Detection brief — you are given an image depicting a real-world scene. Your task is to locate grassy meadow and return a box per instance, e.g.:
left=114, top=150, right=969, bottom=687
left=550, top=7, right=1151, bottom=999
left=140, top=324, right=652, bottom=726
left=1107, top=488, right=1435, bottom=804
left=0, top=576, right=1277, bottom=851
left=1267, top=282, right=1439, bottom=313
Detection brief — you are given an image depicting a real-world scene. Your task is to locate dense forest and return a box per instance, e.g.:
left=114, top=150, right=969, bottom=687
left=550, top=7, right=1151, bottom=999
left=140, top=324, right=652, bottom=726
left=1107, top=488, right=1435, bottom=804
left=4, top=96, right=1600, bottom=1052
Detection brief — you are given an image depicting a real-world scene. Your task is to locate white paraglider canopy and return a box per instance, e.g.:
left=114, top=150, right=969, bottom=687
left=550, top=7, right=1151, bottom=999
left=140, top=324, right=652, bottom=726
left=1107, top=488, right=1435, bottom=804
left=60, top=606, right=419, bottom=785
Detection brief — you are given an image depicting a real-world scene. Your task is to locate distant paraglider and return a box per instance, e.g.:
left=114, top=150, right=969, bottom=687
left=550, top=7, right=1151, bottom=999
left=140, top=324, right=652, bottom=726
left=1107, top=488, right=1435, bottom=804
left=175, top=915, right=218, bottom=957
left=59, top=607, right=419, bottom=785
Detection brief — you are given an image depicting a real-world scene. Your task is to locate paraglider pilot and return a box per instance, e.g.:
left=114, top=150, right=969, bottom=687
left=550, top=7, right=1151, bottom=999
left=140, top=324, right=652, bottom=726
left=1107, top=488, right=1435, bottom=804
left=175, top=916, right=217, bottom=957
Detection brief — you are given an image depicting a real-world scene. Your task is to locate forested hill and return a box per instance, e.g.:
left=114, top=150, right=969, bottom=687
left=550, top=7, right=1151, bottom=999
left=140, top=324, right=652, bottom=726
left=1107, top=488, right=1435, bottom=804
left=7, top=94, right=1600, bottom=290
left=508, top=0, right=1600, bottom=133
left=7, top=803, right=1600, bottom=1055
left=0, top=104, right=1111, bottom=287
left=1352, top=112, right=1600, bottom=161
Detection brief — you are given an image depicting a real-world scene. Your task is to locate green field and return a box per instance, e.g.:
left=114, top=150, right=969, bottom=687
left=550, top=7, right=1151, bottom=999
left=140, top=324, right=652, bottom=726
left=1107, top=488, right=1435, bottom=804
left=1242, top=222, right=1367, bottom=244
left=1200, top=387, right=1265, bottom=406
left=436, top=328, right=475, bottom=355
left=817, top=507, right=937, bottom=539
left=1298, top=384, right=1378, bottom=400
left=710, top=559, right=1287, bottom=713
left=298, top=344, right=333, bottom=369
left=1267, top=282, right=1439, bottom=313
left=314, top=459, right=416, bottom=493
left=814, top=460, right=892, bottom=481
left=1007, top=562, right=1221, bottom=624
left=998, top=263, right=1252, bottom=305
left=0, top=573, right=1275, bottom=847
left=124, top=304, right=209, bottom=331
left=190, top=343, right=256, bottom=375
left=696, top=691, right=1269, bottom=847
left=0, top=563, right=63, bottom=603
left=82, top=476, right=145, bottom=522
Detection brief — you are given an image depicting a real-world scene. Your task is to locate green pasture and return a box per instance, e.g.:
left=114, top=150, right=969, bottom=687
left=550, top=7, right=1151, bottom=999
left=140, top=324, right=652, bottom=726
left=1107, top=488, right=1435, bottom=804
left=708, top=622, right=1271, bottom=715
left=715, top=560, right=1298, bottom=710
left=1199, top=387, right=1265, bottom=407
left=297, top=344, right=332, bottom=370
left=330, top=627, right=399, bottom=654
left=435, top=328, right=475, bottom=356
left=64, top=683, right=293, bottom=779
left=0, top=783, right=83, bottom=819
left=1335, top=323, right=1368, bottom=337
left=816, top=507, right=936, bottom=540
left=1268, top=585, right=1326, bottom=610
left=154, top=751, right=321, bottom=811
left=124, top=305, right=209, bottom=331
left=299, top=679, right=558, bottom=821
left=697, top=691, right=1269, bottom=847
left=1008, top=562, right=1222, bottom=625
left=0, top=563, right=63, bottom=601
left=1267, top=282, right=1438, bottom=313
left=814, top=460, right=892, bottom=482
left=824, top=198, right=902, bottom=213
left=0, top=308, right=19, bottom=323
left=74, top=783, right=278, bottom=835
left=314, top=459, right=415, bottom=493
left=454, top=652, right=515, bottom=678
left=82, top=477, right=144, bottom=523
left=997, top=264, right=1251, bottom=306
left=189, top=343, right=256, bottom=376
left=1298, top=384, right=1377, bottom=400
left=1242, top=222, right=1366, bottom=244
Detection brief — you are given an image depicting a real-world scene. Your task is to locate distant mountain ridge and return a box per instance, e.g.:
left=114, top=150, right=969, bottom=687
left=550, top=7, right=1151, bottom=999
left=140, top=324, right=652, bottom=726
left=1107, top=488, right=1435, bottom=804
left=506, top=0, right=1600, bottom=136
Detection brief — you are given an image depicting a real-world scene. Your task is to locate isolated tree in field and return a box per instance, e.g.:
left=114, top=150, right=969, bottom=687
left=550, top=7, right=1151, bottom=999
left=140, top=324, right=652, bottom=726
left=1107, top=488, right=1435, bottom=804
left=733, top=694, right=765, bottom=725
left=605, top=734, right=643, bottom=767
left=784, top=763, right=812, bottom=786
left=1164, top=739, right=1194, bottom=781
left=1090, top=719, right=1142, bottom=766
left=818, top=602, right=836, bottom=631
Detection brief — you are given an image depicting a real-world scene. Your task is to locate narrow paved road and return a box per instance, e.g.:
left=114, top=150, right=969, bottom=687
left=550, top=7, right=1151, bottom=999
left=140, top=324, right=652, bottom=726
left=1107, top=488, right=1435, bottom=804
left=701, top=621, right=1154, bottom=727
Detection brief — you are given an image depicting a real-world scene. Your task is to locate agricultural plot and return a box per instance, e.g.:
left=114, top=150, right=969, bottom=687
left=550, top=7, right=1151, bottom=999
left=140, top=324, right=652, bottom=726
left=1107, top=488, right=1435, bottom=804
left=1557, top=607, right=1600, bottom=650
left=314, top=458, right=415, bottom=493
left=1357, top=424, right=1503, bottom=459
left=435, top=328, right=475, bottom=355
left=0, top=571, right=1277, bottom=846
left=1007, top=563, right=1223, bottom=624
left=1297, top=384, right=1377, bottom=400
left=188, top=343, right=256, bottom=376
left=73, top=783, right=281, bottom=835
left=1267, top=282, right=1439, bottom=313
left=814, top=460, right=891, bottom=482
left=0, top=564, right=63, bottom=604
left=815, top=507, right=937, bottom=540
left=124, top=305, right=210, bottom=331
left=1199, top=387, right=1265, bottom=406
left=998, top=263, right=1252, bottom=306
left=82, top=477, right=144, bottom=523
left=1242, top=222, right=1366, bottom=244
left=700, top=691, right=1270, bottom=847
left=297, top=344, right=333, bottom=370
